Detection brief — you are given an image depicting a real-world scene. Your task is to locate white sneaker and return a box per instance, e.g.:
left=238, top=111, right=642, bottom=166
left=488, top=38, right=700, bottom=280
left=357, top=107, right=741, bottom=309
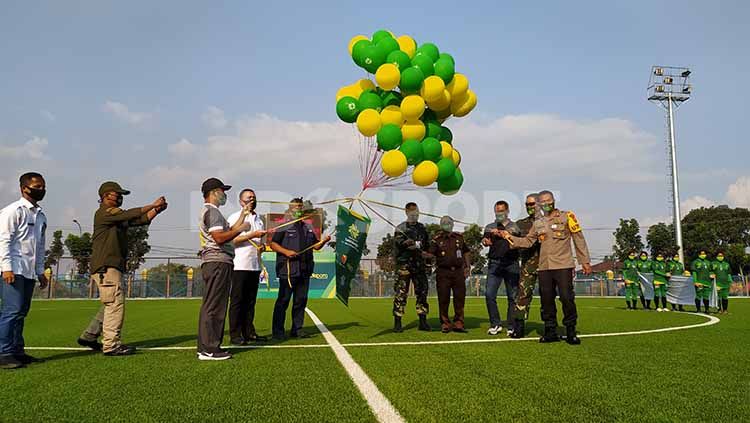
left=658, top=308, right=664, bottom=312
left=663, top=308, right=670, bottom=312
left=487, top=325, right=503, bottom=336
left=506, top=328, right=515, bottom=337
left=197, top=351, right=232, bottom=361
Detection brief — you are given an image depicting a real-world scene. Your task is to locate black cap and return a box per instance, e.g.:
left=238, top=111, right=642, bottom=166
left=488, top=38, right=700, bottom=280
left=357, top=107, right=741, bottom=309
left=201, top=177, right=231, bottom=196
left=99, top=181, right=131, bottom=197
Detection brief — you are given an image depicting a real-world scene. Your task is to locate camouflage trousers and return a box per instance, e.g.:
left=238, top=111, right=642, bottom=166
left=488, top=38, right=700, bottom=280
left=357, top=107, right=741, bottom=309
left=513, top=254, right=539, bottom=321
left=393, top=263, right=429, bottom=317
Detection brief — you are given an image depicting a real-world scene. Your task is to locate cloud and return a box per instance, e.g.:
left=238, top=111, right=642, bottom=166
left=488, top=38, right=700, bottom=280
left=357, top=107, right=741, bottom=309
left=167, top=138, right=197, bottom=156
left=41, top=110, right=56, bottom=122
left=0, top=136, right=49, bottom=160
left=726, top=176, right=750, bottom=208
left=201, top=106, right=228, bottom=130
left=145, top=165, right=202, bottom=188
left=451, top=114, right=661, bottom=182
left=103, top=100, right=152, bottom=126
left=680, top=195, right=716, bottom=214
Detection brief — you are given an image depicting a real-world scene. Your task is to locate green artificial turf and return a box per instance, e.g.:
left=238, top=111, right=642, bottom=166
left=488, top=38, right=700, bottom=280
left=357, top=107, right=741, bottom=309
left=1, top=297, right=748, bottom=422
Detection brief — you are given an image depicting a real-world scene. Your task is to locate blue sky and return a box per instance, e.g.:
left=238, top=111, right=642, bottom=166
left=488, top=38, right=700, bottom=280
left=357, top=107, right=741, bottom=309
left=1, top=1, right=748, bottom=260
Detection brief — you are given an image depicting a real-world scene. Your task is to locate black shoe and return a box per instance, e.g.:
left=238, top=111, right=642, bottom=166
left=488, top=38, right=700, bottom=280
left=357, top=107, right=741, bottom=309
left=272, top=333, right=287, bottom=341
left=14, top=354, right=44, bottom=364
left=393, top=316, right=403, bottom=333
left=452, top=326, right=468, bottom=333
left=197, top=350, right=232, bottom=361
left=0, top=355, right=25, bottom=369
left=539, top=327, right=560, bottom=343
left=290, top=331, right=312, bottom=339
left=563, top=326, right=581, bottom=345
left=247, top=334, right=268, bottom=342
left=77, top=338, right=103, bottom=351
left=418, top=315, right=432, bottom=332
left=230, top=337, right=246, bottom=346
left=510, top=320, right=525, bottom=339
left=103, top=345, right=136, bottom=356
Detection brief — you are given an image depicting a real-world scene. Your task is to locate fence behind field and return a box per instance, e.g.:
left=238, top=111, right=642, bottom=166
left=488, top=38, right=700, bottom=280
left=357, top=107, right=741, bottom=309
left=36, top=257, right=750, bottom=300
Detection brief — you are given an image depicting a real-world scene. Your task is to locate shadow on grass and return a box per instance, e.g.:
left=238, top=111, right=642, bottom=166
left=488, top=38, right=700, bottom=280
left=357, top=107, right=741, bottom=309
left=130, top=335, right=196, bottom=348
left=41, top=350, right=98, bottom=362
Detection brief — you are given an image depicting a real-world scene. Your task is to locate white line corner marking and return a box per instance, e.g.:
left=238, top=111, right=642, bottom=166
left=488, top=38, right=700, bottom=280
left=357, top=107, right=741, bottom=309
left=305, top=307, right=405, bottom=423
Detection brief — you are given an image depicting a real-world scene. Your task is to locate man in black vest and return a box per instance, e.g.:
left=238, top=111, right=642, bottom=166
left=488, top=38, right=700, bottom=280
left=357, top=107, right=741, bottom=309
left=270, top=198, right=330, bottom=340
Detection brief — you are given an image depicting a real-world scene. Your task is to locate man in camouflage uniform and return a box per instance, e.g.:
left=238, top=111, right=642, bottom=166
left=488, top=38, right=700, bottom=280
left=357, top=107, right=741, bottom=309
left=392, top=202, right=430, bottom=333
left=510, top=193, right=541, bottom=339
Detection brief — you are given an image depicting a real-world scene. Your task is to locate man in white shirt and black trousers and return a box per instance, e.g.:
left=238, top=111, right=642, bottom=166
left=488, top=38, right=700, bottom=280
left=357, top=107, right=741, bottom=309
left=227, top=188, right=267, bottom=345
left=0, top=172, right=49, bottom=370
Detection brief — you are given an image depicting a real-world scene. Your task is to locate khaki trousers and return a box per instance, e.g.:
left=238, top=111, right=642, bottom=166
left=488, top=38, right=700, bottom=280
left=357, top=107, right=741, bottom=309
left=92, top=268, right=125, bottom=353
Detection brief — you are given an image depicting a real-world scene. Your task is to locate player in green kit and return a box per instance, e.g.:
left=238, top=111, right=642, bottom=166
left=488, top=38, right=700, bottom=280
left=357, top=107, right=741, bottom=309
left=622, top=251, right=640, bottom=310
left=636, top=251, right=653, bottom=310
left=691, top=250, right=712, bottom=313
left=652, top=253, right=669, bottom=312
left=711, top=251, right=732, bottom=314
left=666, top=253, right=686, bottom=311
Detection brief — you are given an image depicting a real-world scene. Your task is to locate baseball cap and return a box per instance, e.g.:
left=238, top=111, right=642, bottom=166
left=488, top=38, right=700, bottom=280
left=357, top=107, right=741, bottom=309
left=201, top=177, right=231, bottom=196
left=99, top=181, right=131, bottom=197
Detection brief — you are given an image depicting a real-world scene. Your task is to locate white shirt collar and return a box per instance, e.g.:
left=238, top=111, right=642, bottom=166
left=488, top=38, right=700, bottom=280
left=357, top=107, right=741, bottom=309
left=19, top=197, right=41, bottom=211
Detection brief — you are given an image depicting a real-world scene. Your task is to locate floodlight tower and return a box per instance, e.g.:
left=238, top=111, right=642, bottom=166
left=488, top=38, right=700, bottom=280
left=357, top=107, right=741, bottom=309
left=647, top=66, right=692, bottom=264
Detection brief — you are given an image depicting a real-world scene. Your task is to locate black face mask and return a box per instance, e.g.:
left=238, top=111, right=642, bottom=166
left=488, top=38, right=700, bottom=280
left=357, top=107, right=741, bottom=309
left=247, top=198, right=257, bottom=210
left=25, top=186, right=46, bottom=202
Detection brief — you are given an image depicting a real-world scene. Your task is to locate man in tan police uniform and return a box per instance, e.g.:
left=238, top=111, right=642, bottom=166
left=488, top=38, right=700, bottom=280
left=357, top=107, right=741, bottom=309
left=500, top=190, right=591, bottom=345
left=428, top=216, right=471, bottom=333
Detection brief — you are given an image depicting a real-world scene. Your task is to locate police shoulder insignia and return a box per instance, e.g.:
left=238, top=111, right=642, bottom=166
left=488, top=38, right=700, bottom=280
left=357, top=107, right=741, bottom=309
left=106, top=207, right=123, bottom=215
left=567, top=211, right=582, bottom=233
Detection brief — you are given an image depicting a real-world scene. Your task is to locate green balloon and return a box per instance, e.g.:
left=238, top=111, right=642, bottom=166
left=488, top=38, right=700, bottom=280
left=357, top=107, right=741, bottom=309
left=417, top=43, right=440, bottom=62
left=434, top=58, right=455, bottom=84
left=372, top=29, right=393, bottom=43
left=439, top=126, right=453, bottom=143
left=399, top=139, right=424, bottom=165
left=336, top=96, right=359, bottom=123
left=411, top=54, right=434, bottom=77
left=399, top=66, right=424, bottom=93
left=380, top=90, right=402, bottom=107
left=425, top=121, right=442, bottom=139
left=439, top=53, right=455, bottom=65
left=352, top=39, right=371, bottom=67
left=377, top=124, right=403, bottom=151
left=436, top=158, right=456, bottom=180
left=438, top=168, right=463, bottom=194
left=422, top=109, right=437, bottom=122
left=386, top=50, right=411, bottom=71
left=361, top=45, right=386, bottom=73
left=358, top=91, right=382, bottom=112
left=376, top=37, right=400, bottom=58
left=421, top=137, right=442, bottom=162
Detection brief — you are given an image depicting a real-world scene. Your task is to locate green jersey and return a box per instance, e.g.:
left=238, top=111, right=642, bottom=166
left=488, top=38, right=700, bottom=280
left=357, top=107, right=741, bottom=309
left=667, top=259, right=684, bottom=275
left=711, top=260, right=732, bottom=288
left=652, top=260, right=668, bottom=284
left=636, top=258, right=653, bottom=274
left=691, top=257, right=712, bottom=285
left=622, top=258, right=639, bottom=284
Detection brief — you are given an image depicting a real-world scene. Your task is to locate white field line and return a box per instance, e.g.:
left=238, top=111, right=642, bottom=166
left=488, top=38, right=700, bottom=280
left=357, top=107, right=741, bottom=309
left=24, top=312, right=720, bottom=352
left=305, top=307, right=405, bottom=423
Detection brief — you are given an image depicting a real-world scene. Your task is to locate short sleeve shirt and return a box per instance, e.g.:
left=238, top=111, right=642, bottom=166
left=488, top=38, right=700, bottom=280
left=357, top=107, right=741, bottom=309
left=198, top=203, right=234, bottom=264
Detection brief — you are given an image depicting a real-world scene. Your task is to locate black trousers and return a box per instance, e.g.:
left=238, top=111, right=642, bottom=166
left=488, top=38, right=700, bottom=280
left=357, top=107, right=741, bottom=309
left=272, top=276, right=310, bottom=337
left=538, top=268, right=578, bottom=329
left=229, top=270, right=261, bottom=340
left=197, top=262, right=233, bottom=353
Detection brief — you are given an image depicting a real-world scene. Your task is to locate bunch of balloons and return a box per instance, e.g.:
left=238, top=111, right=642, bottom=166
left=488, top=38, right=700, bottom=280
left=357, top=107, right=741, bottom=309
left=335, top=29, right=477, bottom=195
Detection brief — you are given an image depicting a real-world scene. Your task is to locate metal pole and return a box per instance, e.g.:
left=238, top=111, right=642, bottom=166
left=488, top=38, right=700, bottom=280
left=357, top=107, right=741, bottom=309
left=166, top=258, right=171, bottom=298
left=667, top=93, right=685, bottom=263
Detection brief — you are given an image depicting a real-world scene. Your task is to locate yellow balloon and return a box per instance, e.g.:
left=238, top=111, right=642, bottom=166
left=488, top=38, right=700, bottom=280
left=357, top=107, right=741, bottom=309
left=451, top=89, right=477, bottom=117
left=426, top=89, right=451, bottom=111
left=357, top=109, right=382, bottom=137
left=420, top=76, right=446, bottom=102
left=451, top=149, right=462, bottom=166
left=348, top=35, right=368, bottom=55
left=446, top=73, right=469, bottom=99
left=435, top=105, right=452, bottom=120
left=397, top=35, right=417, bottom=58
left=375, top=63, right=401, bottom=91
left=336, top=85, right=359, bottom=102
left=401, top=119, right=425, bottom=141
left=412, top=161, right=439, bottom=186
left=401, top=95, right=425, bottom=121
left=380, top=105, right=404, bottom=127
left=381, top=150, right=408, bottom=177
left=440, top=141, right=453, bottom=158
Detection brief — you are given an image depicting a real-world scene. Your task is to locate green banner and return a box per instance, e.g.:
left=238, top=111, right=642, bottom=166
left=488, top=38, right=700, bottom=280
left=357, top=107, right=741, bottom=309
left=335, top=205, right=371, bottom=305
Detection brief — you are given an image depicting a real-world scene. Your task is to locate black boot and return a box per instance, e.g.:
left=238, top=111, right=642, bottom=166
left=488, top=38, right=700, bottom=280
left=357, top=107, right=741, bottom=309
left=564, top=326, right=581, bottom=345
left=539, top=326, right=560, bottom=343
left=703, top=299, right=710, bottom=314
left=640, top=296, right=647, bottom=308
left=626, top=301, right=631, bottom=310
left=393, top=316, right=403, bottom=333
left=418, top=315, right=431, bottom=331
left=695, top=299, right=702, bottom=312
left=671, top=303, right=677, bottom=311
left=678, top=305, right=685, bottom=312
left=510, top=320, right=525, bottom=339
left=722, top=299, right=729, bottom=312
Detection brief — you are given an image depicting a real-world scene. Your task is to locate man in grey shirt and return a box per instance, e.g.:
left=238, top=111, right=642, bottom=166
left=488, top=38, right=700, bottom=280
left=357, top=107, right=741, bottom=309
left=196, top=178, right=250, bottom=361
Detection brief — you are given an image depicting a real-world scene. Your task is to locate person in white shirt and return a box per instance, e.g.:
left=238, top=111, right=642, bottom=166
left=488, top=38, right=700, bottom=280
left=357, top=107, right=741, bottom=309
left=227, top=189, right=267, bottom=345
left=0, top=172, right=49, bottom=370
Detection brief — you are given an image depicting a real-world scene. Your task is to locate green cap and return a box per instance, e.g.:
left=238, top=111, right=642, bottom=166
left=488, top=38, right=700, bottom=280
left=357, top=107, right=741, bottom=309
left=98, top=181, right=131, bottom=197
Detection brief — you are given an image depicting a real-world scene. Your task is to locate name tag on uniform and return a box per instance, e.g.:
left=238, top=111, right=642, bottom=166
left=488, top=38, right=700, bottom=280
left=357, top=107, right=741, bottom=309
left=416, top=241, right=422, bottom=249
left=457, top=250, right=462, bottom=259
left=551, top=224, right=559, bottom=230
